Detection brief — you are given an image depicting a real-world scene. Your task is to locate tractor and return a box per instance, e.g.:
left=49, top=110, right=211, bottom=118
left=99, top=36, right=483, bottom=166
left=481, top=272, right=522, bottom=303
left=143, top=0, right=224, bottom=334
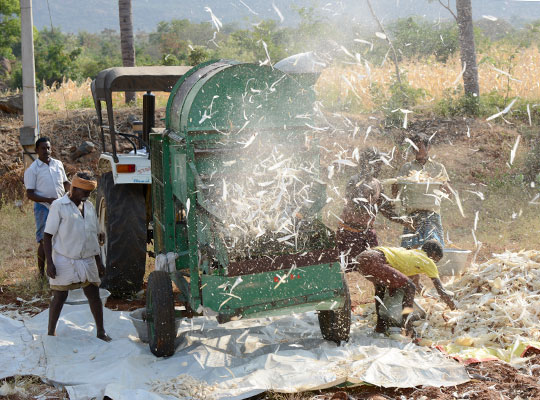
left=91, top=66, right=191, bottom=296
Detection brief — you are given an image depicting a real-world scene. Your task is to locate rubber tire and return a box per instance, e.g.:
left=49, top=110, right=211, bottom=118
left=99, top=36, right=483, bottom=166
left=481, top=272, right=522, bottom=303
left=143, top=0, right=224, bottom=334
left=97, top=172, right=146, bottom=297
left=318, top=279, right=351, bottom=344
left=146, top=271, right=176, bottom=357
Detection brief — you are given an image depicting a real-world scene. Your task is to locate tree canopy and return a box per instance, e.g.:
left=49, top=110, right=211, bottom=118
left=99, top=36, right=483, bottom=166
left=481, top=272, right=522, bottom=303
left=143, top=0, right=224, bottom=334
left=0, top=0, right=21, bottom=59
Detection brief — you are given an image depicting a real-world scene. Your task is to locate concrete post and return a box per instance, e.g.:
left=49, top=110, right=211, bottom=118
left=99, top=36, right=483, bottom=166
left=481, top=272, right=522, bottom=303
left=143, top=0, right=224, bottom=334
left=19, top=0, right=38, bottom=167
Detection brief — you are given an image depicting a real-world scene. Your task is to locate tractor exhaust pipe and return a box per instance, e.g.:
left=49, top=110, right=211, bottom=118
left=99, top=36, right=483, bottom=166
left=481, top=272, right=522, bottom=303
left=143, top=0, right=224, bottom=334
left=142, top=91, right=155, bottom=148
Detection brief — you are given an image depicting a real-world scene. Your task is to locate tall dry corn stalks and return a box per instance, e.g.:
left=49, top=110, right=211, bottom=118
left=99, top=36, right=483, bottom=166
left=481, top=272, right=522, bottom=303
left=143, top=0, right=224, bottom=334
left=35, top=46, right=540, bottom=112
left=317, top=46, right=540, bottom=110
left=37, top=77, right=170, bottom=111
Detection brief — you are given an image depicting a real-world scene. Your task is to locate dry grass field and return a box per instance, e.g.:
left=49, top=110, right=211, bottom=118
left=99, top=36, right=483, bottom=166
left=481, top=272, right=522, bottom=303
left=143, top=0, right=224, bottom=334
left=23, top=45, right=540, bottom=116
left=318, top=46, right=540, bottom=112
left=0, top=203, right=49, bottom=301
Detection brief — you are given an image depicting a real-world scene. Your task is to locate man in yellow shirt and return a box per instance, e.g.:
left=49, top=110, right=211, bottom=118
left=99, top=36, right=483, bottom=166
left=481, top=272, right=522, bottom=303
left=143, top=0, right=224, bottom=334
left=353, top=240, right=455, bottom=334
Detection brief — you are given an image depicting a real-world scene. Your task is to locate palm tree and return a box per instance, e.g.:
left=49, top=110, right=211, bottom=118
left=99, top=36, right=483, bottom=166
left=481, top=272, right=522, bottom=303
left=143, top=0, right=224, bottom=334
left=118, top=0, right=135, bottom=103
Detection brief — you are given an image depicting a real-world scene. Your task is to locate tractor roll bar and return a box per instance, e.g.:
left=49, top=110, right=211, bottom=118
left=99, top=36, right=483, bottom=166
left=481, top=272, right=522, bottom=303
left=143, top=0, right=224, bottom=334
left=91, top=66, right=192, bottom=162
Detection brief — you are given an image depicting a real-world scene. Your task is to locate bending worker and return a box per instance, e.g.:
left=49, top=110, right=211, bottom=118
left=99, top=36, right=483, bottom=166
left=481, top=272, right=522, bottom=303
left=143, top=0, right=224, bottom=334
left=43, top=172, right=111, bottom=341
left=354, top=240, right=456, bottom=334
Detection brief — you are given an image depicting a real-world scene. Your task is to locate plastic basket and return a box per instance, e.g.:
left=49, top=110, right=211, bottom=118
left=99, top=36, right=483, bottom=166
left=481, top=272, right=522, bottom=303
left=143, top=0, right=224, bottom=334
left=437, top=248, right=471, bottom=277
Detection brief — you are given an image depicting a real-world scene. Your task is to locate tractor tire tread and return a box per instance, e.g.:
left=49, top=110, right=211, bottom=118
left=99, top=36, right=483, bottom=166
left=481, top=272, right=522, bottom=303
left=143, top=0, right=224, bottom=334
left=318, top=280, right=351, bottom=344
left=97, top=172, right=146, bottom=296
left=146, top=271, right=176, bottom=357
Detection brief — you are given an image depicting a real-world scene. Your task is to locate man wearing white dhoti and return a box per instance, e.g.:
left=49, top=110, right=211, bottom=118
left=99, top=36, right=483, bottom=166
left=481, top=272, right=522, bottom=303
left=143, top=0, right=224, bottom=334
left=43, top=171, right=111, bottom=341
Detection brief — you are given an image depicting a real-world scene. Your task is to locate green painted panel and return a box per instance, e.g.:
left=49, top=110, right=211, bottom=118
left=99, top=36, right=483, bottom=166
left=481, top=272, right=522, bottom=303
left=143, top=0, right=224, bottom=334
left=166, top=60, right=229, bottom=132
left=201, top=262, right=345, bottom=318
left=185, top=144, right=202, bottom=310
left=150, top=133, right=166, bottom=252
left=167, top=62, right=316, bottom=135
left=158, top=135, right=176, bottom=253
left=245, top=299, right=340, bottom=319
left=186, top=63, right=314, bottom=133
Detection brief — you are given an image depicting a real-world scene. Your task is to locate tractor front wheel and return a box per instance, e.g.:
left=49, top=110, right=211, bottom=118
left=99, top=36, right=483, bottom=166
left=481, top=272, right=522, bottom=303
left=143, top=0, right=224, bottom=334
left=318, top=279, right=351, bottom=345
left=146, top=271, right=176, bottom=357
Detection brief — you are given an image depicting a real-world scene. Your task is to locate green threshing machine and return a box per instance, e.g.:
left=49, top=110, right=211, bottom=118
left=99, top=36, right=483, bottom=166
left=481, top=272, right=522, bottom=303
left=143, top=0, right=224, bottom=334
left=95, top=59, right=351, bottom=357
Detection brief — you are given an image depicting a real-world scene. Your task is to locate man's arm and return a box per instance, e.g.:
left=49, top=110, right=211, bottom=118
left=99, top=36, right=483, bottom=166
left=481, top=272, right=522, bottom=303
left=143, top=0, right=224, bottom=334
left=26, top=189, right=56, bottom=204
left=391, top=183, right=399, bottom=198
left=58, top=162, right=70, bottom=194
left=95, top=254, right=105, bottom=277
left=392, top=162, right=410, bottom=197
left=437, top=163, right=451, bottom=195
left=440, top=182, right=451, bottom=195
left=378, top=196, right=414, bottom=229
left=431, top=277, right=456, bottom=310
left=411, top=274, right=423, bottom=293
left=43, top=202, right=61, bottom=279
left=43, top=233, right=56, bottom=279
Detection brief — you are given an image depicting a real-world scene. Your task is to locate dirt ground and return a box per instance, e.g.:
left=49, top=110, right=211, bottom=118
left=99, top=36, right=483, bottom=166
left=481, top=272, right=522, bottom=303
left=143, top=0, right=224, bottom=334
left=1, top=108, right=540, bottom=399
left=0, top=108, right=166, bottom=203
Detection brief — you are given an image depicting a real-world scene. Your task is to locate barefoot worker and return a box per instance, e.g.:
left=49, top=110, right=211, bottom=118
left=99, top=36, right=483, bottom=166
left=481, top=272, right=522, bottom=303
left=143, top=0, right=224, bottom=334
left=24, top=137, right=70, bottom=278
left=355, top=240, right=456, bottom=335
left=43, top=171, right=111, bottom=341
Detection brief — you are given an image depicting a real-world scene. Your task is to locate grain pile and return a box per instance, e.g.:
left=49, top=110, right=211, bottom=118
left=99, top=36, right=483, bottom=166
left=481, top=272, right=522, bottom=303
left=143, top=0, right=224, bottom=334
left=150, top=374, right=217, bottom=399
left=414, top=250, right=540, bottom=348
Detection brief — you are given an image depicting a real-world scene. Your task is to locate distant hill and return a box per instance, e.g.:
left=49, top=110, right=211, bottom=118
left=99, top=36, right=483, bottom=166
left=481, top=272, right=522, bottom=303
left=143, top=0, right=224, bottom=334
left=33, top=0, right=539, bottom=33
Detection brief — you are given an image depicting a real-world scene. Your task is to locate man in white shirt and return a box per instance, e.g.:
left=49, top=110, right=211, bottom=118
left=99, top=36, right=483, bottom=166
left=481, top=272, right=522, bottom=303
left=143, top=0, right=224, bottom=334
left=24, top=137, right=70, bottom=277
left=44, top=171, right=111, bottom=342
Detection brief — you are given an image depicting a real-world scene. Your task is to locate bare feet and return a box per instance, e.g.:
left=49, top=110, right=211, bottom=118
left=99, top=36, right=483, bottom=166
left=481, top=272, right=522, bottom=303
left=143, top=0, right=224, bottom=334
left=375, top=320, right=388, bottom=334
left=97, top=332, right=112, bottom=342
left=403, top=317, right=418, bottom=339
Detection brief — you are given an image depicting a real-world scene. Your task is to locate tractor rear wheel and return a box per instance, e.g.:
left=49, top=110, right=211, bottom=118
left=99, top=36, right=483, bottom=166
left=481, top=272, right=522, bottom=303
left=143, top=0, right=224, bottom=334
left=318, top=279, right=351, bottom=344
left=97, top=172, right=146, bottom=297
left=146, top=271, right=176, bottom=357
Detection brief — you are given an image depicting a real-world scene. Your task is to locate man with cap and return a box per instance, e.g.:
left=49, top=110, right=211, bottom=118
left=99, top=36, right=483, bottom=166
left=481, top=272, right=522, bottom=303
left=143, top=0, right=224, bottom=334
left=24, top=137, right=70, bottom=278
left=43, top=171, right=111, bottom=341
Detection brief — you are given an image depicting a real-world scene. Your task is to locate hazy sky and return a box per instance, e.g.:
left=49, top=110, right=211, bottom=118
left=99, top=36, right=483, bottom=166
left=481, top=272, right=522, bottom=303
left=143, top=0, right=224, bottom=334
left=32, top=0, right=540, bottom=33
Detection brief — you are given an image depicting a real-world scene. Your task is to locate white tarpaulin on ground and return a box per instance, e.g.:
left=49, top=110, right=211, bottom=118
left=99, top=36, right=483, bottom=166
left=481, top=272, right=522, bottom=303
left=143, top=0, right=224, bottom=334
left=0, top=314, right=45, bottom=379
left=0, top=305, right=469, bottom=399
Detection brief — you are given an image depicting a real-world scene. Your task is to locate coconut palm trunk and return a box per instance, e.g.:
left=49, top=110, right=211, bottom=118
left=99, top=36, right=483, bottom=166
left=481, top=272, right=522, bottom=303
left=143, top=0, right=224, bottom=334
left=118, top=0, right=136, bottom=103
